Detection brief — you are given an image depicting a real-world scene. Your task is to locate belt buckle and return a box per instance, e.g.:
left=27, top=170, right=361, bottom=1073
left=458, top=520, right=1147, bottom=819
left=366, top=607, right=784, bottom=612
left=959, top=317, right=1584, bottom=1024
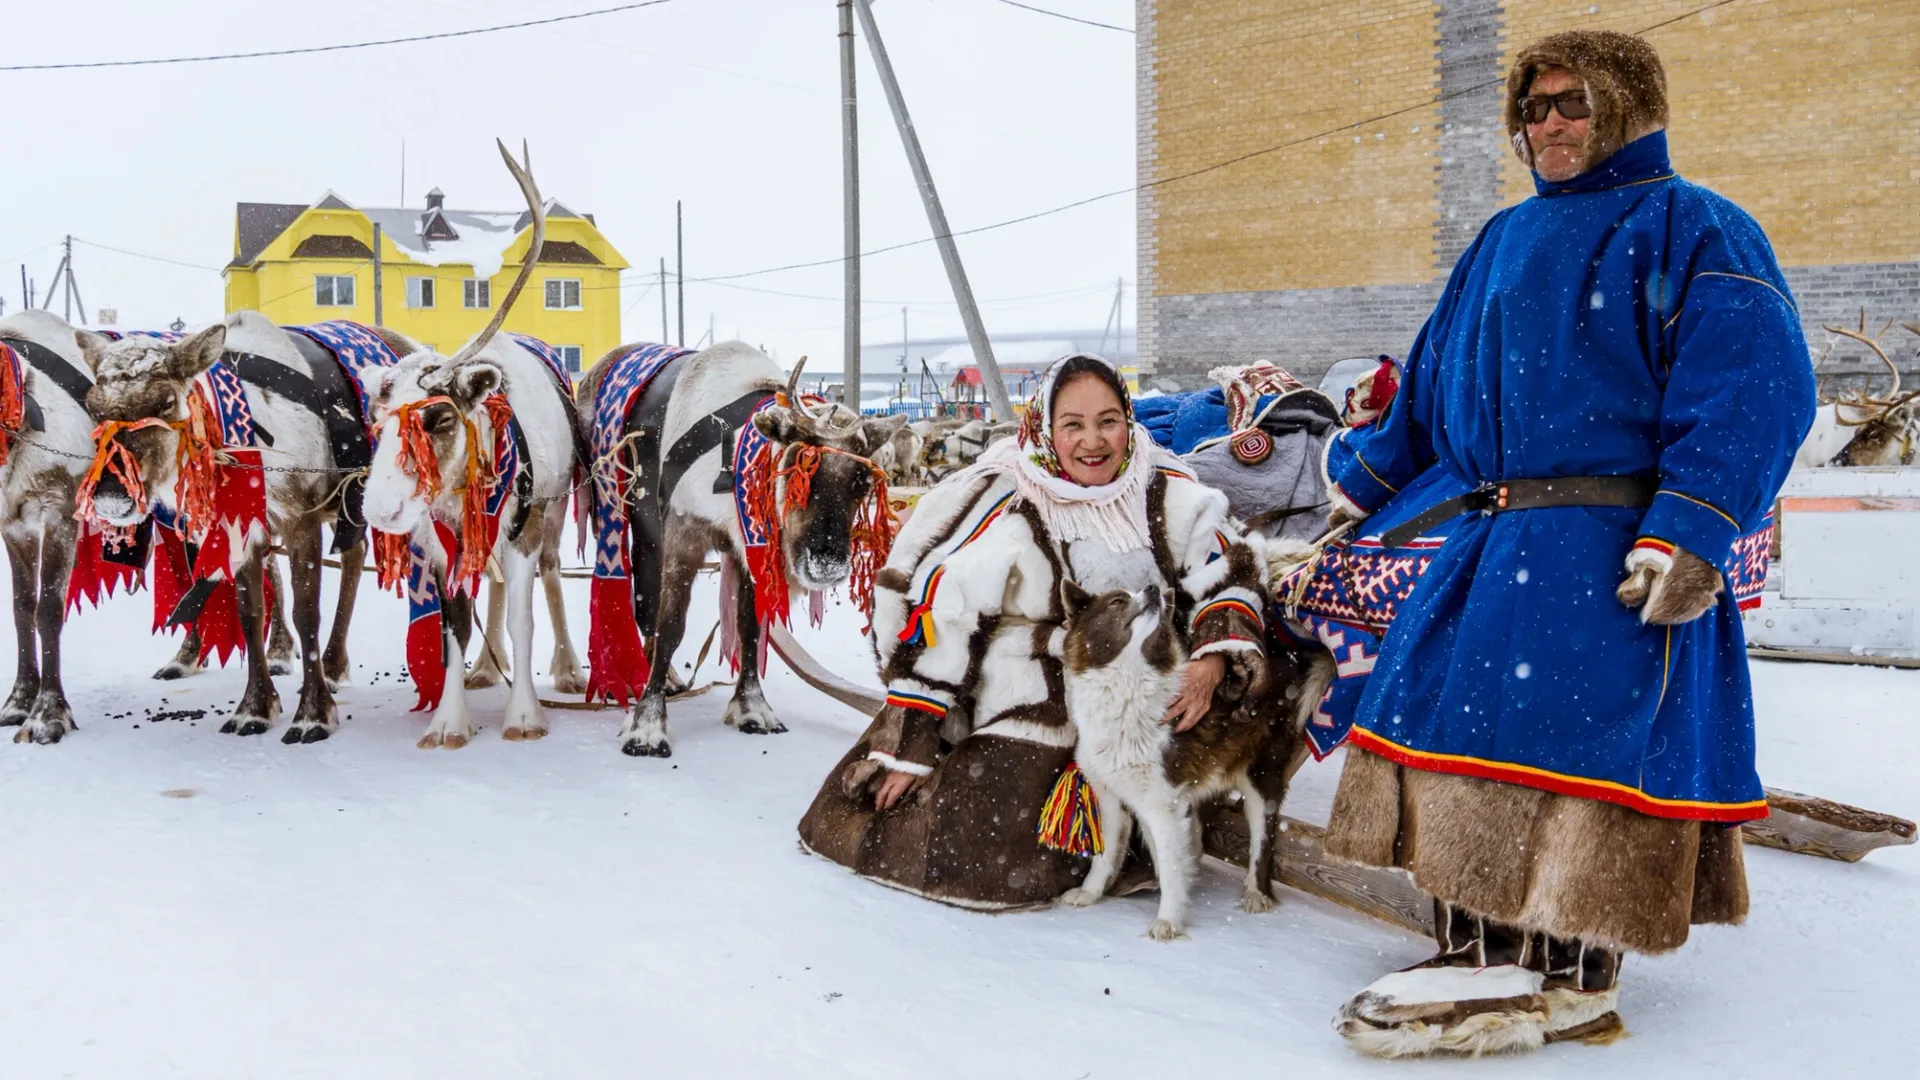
left=1467, top=481, right=1512, bottom=515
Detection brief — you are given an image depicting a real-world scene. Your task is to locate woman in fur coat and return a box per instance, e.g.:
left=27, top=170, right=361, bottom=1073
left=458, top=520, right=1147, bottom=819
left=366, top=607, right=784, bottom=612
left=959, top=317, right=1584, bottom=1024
left=797, top=354, right=1271, bottom=910
left=1320, top=31, right=1815, bottom=1056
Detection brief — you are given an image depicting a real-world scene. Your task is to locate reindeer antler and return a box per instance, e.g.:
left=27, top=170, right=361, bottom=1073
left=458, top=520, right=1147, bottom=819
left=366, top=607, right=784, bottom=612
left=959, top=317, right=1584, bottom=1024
left=449, top=139, right=546, bottom=367
left=1822, top=320, right=1900, bottom=402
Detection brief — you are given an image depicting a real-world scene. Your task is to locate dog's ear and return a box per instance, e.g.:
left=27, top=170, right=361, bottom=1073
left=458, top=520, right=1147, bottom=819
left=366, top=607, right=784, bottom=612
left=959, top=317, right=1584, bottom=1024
left=1061, top=578, right=1092, bottom=618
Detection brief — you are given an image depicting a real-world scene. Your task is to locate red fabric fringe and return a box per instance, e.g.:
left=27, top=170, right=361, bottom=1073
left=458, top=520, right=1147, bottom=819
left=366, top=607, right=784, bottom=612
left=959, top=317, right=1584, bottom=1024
left=64, top=520, right=141, bottom=615
left=584, top=576, right=650, bottom=706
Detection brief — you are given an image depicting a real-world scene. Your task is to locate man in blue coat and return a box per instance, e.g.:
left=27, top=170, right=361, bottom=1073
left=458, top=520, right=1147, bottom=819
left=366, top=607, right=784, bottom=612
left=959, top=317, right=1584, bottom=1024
left=1319, top=31, right=1815, bottom=1057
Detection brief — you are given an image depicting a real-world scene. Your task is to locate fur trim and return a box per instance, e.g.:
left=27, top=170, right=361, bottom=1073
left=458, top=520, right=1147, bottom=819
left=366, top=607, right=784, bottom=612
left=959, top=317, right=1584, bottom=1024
left=1542, top=985, right=1620, bottom=1036
left=1505, top=30, right=1669, bottom=167
left=1320, top=432, right=1368, bottom=521
left=866, top=749, right=933, bottom=777
left=1640, top=544, right=1724, bottom=626
left=1334, top=966, right=1550, bottom=1059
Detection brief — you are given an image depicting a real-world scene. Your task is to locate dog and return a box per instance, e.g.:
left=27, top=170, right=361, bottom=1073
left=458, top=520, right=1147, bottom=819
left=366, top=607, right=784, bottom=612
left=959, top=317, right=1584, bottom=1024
left=1055, top=580, right=1302, bottom=940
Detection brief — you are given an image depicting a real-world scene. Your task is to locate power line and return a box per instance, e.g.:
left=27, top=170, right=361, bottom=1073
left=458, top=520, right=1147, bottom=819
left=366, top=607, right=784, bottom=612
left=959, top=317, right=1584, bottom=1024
left=989, top=0, right=1131, bottom=33
left=75, top=238, right=223, bottom=272
left=0, top=0, right=679, bottom=72
left=684, top=0, right=1745, bottom=284
left=0, top=240, right=62, bottom=266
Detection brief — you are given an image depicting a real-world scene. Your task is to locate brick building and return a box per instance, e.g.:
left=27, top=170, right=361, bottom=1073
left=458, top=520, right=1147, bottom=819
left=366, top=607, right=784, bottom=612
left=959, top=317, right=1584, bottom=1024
left=1135, top=0, right=1920, bottom=389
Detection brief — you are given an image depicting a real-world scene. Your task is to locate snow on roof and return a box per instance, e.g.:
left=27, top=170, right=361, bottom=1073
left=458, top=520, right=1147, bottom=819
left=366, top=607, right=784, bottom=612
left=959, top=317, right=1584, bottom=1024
left=360, top=207, right=527, bottom=279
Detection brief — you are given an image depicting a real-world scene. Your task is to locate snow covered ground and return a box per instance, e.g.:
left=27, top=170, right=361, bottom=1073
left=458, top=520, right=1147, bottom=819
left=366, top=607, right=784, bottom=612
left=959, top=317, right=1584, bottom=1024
left=2, top=560, right=1915, bottom=1078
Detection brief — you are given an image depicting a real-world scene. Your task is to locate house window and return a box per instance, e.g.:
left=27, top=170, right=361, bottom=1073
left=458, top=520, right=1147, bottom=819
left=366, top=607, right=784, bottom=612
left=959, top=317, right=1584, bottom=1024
left=314, top=274, right=356, bottom=307
left=463, top=279, right=491, bottom=309
left=544, top=278, right=582, bottom=310
left=407, top=277, right=436, bottom=309
left=557, top=345, right=583, bottom=373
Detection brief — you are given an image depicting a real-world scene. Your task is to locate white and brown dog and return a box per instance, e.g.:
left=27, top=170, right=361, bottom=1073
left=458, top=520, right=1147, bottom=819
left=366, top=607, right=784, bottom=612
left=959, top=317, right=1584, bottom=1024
left=1055, top=581, right=1302, bottom=940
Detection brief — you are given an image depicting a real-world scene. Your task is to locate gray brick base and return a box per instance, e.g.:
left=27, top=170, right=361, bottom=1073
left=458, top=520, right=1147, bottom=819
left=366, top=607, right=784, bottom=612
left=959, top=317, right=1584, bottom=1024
left=1149, top=261, right=1920, bottom=391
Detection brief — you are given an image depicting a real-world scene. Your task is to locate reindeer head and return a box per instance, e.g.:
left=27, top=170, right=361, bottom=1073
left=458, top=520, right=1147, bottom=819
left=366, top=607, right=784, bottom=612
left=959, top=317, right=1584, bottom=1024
left=749, top=361, right=908, bottom=591
left=360, top=140, right=543, bottom=552
left=76, top=323, right=229, bottom=527
left=1835, top=394, right=1919, bottom=467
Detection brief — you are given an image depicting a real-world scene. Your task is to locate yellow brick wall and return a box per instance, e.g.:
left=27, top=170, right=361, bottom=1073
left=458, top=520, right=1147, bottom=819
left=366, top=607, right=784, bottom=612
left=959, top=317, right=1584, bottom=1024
left=1151, top=0, right=1442, bottom=295
left=1499, top=0, right=1920, bottom=267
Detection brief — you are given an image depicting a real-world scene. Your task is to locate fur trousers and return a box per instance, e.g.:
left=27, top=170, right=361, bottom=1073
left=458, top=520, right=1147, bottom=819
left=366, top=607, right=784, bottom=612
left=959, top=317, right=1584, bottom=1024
left=797, top=713, right=1090, bottom=911
left=1325, top=747, right=1749, bottom=955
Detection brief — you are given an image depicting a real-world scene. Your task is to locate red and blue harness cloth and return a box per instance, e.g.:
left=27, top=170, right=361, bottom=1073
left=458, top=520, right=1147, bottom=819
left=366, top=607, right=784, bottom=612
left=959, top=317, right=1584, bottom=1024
left=145, top=352, right=272, bottom=667
left=584, top=342, right=692, bottom=704
left=1276, top=466, right=1774, bottom=817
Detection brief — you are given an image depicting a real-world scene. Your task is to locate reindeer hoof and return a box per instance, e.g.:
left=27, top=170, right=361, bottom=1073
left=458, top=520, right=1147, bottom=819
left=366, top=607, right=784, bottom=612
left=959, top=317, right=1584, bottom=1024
left=235, top=718, right=272, bottom=738
left=1058, top=888, right=1100, bottom=909
left=551, top=670, right=587, bottom=696
left=219, top=719, right=238, bottom=734
left=1147, top=919, right=1186, bottom=942
left=1239, top=888, right=1278, bottom=915
left=464, top=668, right=505, bottom=691
left=737, top=718, right=788, bottom=735
left=417, top=732, right=442, bottom=749
left=441, top=732, right=469, bottom=750
left=153, top=662, right=198, bottom=681
left=503, top=724, right=547, bottom=742
left=267, top=660, right=293, bottom=677
left=0, top=710, right=26, bottom=728
left=620, top=737, right=672, bottom=758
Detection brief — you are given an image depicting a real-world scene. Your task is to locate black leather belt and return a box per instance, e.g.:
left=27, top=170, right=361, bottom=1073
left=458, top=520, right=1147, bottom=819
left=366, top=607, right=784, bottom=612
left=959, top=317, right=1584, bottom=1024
left=1376, top=476, right=1657, bottom=548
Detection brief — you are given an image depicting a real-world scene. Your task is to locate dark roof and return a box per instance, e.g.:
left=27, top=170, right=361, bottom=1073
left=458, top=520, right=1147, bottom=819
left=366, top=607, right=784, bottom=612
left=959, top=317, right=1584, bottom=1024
left=230, top=202, right=308, bottom=268
left=537, top=240, right=602, bottom=265
left=290, top=234, right=374, bottom=259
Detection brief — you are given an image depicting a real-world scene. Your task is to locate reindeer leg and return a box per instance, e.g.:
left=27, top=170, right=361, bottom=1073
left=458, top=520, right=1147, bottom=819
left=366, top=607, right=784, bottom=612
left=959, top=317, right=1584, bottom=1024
left=2, top=529, right=42, bottom=729
left=541, top=532, right=586, bottom=695
left=420, top=585, right=476, bottom=749
left=721, top=548, right=784, bottom=736
left=224, top=554, right=280, bottom=737
left=282, top=523, right=338, bottom=744
left=264, top=553, right=296, bottom=677
left=321, top=541, right=363, bottom=690
left=153, top=627, right=204, bottom=680
left=464, top=578, right=508, bottom=689
left=21, top=516, right=78, bottom=745
left=618, top=521, right=701, bottom=758
left=500, top=547, right=547, bottom=741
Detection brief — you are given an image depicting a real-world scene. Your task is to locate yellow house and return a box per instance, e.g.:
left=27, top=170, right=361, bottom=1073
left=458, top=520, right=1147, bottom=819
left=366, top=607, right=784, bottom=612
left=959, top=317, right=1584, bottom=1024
left=222, top=187, right=628, bottom=374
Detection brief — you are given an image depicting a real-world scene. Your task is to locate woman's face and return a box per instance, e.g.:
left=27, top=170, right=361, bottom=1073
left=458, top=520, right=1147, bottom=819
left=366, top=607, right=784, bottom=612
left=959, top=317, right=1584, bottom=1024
left=1050, top=374, right=1129, bottom=486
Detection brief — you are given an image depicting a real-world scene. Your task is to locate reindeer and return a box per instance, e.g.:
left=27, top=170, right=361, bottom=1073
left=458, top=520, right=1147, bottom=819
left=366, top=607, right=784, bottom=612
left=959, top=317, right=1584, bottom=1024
left=358, top=142, right=585, bottom=749
left=579, top=348, right=905, bottom=758
left=0, top=311, right=111, bottom=744
left=76, top=317, right=371, bottom=744
left=1803, top=318, right=1919, bottom=468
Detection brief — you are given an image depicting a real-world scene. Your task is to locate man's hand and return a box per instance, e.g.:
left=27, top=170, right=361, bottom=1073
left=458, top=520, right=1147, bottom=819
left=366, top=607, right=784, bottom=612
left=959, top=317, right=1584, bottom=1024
left=1618, top=543, right=1724, bottom=625
left=1162, top=654, right=1227, bottom=733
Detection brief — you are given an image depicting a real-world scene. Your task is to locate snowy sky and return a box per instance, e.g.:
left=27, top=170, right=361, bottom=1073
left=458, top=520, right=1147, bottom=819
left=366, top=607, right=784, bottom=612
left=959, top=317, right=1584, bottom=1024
left=1, top=0, right=1135, bottom=367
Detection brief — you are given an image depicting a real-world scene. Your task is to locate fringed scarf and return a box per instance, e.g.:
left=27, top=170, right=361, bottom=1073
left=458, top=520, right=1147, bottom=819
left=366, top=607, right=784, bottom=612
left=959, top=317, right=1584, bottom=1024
left=371, top=393, right=520, bottom=711
left=72, top=359, right=269, bottom=666
left=0, top=341, right=26, bottom=467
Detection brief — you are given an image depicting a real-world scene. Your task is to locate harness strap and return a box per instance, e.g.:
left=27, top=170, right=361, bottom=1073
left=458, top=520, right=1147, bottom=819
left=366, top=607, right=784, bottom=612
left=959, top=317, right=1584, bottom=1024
left=6, top=336, right=92, bottom=434
left=1376, top=475, right=1658, bottom=549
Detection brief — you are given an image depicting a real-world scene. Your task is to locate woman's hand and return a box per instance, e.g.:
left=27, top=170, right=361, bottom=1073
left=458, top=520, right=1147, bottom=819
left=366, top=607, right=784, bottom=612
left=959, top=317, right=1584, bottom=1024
left=874, top=770, right=920, bottom=810
left=1161, top=653, right=1226, bottom=733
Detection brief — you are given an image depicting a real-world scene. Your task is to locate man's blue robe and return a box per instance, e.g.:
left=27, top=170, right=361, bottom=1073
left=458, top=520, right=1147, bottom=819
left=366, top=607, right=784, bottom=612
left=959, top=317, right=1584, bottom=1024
left=1323, top=132, right=1815, bottom=822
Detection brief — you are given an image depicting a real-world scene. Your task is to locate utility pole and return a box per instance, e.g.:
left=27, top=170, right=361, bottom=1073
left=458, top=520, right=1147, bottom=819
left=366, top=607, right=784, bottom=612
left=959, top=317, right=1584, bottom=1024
left=42, top=236, right=87, bottom=325
left=1098, top=276, right=1123, bottom=356
left=839, top=0, right=861, bottom=407
left=900, top=306, right=908, bottom=373
left=372, top=223, right=385, bottom=326
left=675, top=200, right=685, bottom=347
left=852, top=0, right=1010, bottom=420
left=659, top=258, right=670, bottom=343
left=18, top=265, right=27, bottom=312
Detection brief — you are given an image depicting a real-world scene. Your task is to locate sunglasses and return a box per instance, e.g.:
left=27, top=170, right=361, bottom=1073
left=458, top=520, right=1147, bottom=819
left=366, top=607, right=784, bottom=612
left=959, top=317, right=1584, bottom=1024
left=1519, top=90, right=1592, bottom=124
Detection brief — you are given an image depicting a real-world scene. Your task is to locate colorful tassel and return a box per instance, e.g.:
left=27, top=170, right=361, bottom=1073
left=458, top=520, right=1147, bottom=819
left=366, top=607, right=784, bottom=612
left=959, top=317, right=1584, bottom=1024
left=1036, top=763, right=1103, bottom=857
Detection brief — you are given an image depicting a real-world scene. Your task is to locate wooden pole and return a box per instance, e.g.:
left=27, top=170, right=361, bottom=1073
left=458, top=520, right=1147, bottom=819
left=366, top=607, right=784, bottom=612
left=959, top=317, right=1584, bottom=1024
left=676, top=201, right=685, bottom=347
left=840, top=0, right=862, bottom=408
left=372, top=223, right=384, bottom=326
left=660, top=258, right=669, bottom=343
left=851, top=0, right=1012, bottom=422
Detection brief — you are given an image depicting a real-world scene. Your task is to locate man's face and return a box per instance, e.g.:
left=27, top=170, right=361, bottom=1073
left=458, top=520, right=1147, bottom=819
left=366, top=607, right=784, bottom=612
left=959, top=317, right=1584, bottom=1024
left=1525, top=67, right=1592, bottom=181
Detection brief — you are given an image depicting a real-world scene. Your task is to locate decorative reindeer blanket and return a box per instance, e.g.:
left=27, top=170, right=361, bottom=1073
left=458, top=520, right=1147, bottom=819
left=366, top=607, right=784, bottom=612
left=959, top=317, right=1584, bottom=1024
left=585, top=342, right=692, bottom=705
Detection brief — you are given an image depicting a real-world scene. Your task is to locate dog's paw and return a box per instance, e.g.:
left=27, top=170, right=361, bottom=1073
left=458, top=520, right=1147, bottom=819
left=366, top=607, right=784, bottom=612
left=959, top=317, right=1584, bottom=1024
left=1146, top=919, right=1186, bottom=942
left=1239, top=887, right=1278, bottom=914
left=1058, top=888, right=1101, bottom=909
